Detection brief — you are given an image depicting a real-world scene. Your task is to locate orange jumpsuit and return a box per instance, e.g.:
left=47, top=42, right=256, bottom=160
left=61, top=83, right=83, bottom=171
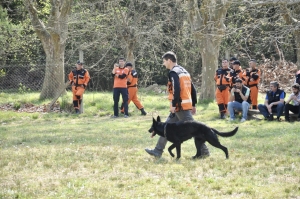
left=214, top=68, right=232, bottom=114
left=242, top=68, right=260, bottom=109
left=68, top=68, right=90, bottom=110
left=121, top=69, right=144, bottom=112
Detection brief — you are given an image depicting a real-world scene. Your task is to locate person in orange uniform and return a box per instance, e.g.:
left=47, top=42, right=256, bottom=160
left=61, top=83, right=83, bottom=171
left=120, top=62, right=147, bottom=115
left=112, top=58, right=129, bottom=118
left=145, top=51, right=210, bottom=159
left=242, top=59, right=261, bottom=109
left=229, top=60, right=244, bottom=90
left=214, top=59, right=232, bottom=119
left=68, top=60, right=90, bottom=114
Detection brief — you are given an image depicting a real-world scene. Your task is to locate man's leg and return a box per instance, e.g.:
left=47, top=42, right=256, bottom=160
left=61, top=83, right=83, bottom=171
left=285, top=103, right=292, bottom=121
left=258, top=104, right=271, bottom=119
left=145, top=113, right=179, bottom=157
left=120, top=88, right=129, bottom=116
left=216, top=89, right=226, bottom=119
left=228, top=102, right=235, bottom=119
left=276, top=102, right=284, bottom=120
left=250, top=86, right=258, bottom=109
left=113, top=88, right=121, bottom=117
left=241, top=101, right=250, bottom=120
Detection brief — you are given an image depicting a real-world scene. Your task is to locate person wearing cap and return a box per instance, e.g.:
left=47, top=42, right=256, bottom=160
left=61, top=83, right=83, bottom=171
left=284, top=83, right=300, bottom=122
left=214, top=59, right=232, bottom=119
left=228, top=78, right=251, bottom=122
left=258, top=81, right=285, bottom=121
left=120, top=62, right=147, bottom=115
left=145, top=51, right=210, bottom=159
left=229, top=57, right=237, bottom=70
left=228, top=60, right=244, bottom=90
left=242, top=59, right=261, bottom=109
left=112, top=58, right=130, bottom=118
left=68, top=61, right=90, bottom=114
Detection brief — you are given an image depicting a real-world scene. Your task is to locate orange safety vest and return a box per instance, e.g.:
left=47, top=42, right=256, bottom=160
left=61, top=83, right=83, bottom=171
left=214, top=68, right=232, bottom=86
left=113, top=67, right=129, bottom=88
left=170, top=65, right=193, bottom=111
left=69, top=69, right=90, bottom=86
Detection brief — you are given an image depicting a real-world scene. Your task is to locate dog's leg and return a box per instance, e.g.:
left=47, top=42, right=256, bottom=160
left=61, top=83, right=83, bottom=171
left=206, top=131, right=229, bottom=159
left=193, top=138, right=204, bottom=159
left=168, top=144, right=176, bottom=157
left=175, top=143, right=181, bottom=159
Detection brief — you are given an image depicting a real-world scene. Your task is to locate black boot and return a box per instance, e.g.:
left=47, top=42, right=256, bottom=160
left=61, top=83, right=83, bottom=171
left=220, top=112, right=226, bottom=119
left=252, top=105, right=257, bottom=110
left=140, top=108, right=147, bottom=115
left=75, top=109, right=80, bottom=114
left=268, top=114, right=274, bottom=121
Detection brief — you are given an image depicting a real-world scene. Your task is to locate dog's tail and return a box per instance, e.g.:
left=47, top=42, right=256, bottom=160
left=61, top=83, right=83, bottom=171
left=212, top=127, right=238, bottom=137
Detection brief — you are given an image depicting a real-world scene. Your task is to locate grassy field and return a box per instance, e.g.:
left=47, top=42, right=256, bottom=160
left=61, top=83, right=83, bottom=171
left=0, top=90, right=299, bottom=199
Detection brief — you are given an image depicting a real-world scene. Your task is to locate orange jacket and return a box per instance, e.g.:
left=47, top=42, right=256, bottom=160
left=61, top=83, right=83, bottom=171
left=127, top=69, right=138, bottom=87
left=113, top=67, right=129, bottom=88
left=69, top=69, right=90, bottom=87
left=229, top=66, right=243, bottom=87
left=242, top=68, right=261, bottom=87
left=214, top=68, right=232, bottom=86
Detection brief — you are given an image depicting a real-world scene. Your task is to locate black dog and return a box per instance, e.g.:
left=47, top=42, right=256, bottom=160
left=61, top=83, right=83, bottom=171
left=148, top=116, right=238, bottom=159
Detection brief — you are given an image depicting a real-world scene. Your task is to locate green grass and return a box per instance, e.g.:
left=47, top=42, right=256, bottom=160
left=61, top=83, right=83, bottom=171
left=0, top=90, right=299, bottom=198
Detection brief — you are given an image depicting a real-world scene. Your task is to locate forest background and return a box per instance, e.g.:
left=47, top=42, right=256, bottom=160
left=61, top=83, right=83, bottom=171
left=1, top=0, right=300, bottom=101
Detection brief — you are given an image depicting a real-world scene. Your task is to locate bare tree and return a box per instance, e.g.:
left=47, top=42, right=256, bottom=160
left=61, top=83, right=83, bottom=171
left=24, top=0, right=72, bottom=99
left=186, top=0, right=232, bottom=101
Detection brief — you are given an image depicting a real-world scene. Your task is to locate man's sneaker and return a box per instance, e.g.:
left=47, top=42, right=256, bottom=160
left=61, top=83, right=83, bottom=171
left=268, top=114, right=274, bottom=121
left=145, top=148, right=162, bottom=158
left=220, top=113, right=226, bottom=119
left=285, top=117, right=290, bottom=122
left=229, top=118, right=235, bottom=121
left=124, top=115, right=129, bottom=118
left=240, top=118, right=246, bottom=123
left=111, top=115, right=118, bottom=118
left=277, top=117, right=282, bottom=122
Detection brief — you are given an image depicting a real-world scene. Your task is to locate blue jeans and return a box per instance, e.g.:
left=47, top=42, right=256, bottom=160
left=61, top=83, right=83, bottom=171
left=228, top=101, right=250, bottom=120
left=258, top=103, right=284, bottom=118
left=113, top=88, right=128, bottom=116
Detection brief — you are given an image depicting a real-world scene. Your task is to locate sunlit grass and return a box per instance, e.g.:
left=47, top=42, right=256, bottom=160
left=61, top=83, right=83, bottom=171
left=0, top=90, right=300, bottom=198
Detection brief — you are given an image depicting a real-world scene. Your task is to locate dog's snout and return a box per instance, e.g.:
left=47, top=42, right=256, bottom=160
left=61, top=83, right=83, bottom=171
left=148, top=126, right=154, bottom=133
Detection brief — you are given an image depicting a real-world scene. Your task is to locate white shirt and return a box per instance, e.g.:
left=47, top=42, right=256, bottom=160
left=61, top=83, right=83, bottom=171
left=287, top=93, right=300, bottom=106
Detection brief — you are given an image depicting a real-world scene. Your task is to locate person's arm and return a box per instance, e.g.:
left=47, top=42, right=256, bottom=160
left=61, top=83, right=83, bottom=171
left=191, top=82, right=197, bottom=106
left=83, top=70, right=90, bottom=88
left=239, top=87, right=250, bottom=101
left=230, top=89, right=235, bottom=102
left=169, top=71, right=180, bottom=108
left=270, top=92, right=285, bottom=106
left=68, top=71, right=74, bottom=84
left=285, top=95, right=292, bottom=104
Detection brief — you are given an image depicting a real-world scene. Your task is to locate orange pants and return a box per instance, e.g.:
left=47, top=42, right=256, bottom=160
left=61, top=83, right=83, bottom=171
left=215, top=87, right=230, bottom=113
left=249, top=86, right=258, bottom=109
left=121, top=87, right=143, bottom=112
left=72, top=86, right=85, bottom=109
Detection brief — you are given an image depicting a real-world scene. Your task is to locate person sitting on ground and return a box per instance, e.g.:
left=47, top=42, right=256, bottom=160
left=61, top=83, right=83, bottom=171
left=284, top=83, right=300, bottom=122
left=258, top=81, right=285, bottom=121
left=227, top=78, right=251, bottom=123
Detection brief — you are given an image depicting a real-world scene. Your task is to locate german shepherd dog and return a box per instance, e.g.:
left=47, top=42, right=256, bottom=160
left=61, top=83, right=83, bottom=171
left=148, top=116, right=238, bottom=159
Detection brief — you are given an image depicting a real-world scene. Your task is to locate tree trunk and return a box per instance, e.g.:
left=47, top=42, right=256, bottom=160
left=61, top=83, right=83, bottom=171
left=126, top=40, right=135, bottom=67
left=198, top=38, right=221, bottom=100
left=24, top=0, right=72, bottom=99
left=294, top=30, right=300, bottom=69
left=40, top=41, right=65, bottom=99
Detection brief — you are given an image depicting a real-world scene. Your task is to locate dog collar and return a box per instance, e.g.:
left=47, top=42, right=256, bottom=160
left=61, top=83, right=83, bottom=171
left=164, top=123, right=167, bottom=138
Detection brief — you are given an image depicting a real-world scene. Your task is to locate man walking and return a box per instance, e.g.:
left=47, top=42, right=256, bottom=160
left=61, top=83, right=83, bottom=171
left=145, top=51, right=210, bottom=159
left=68, top=60, right=90, bottom=114
left=228, top=78, right=251, bottom=122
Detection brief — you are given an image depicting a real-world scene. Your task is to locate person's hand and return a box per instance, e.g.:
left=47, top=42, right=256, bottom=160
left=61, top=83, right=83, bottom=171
left=232, top=88, right=236, bottom=92
left=235, top=88, right=241, bottom=93
left=291, top=96, right=297, bottom=100
left=267, top=104, right=272, bottom=113
left=250, top=78, right=254, bottom=82
left=191, top=107, right=196, bottom=115
left=170, top=106, right=176, bottom=113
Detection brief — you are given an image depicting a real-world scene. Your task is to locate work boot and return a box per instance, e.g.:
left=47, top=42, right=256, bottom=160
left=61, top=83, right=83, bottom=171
left=75, top=109, right=80, bottom=114
left=140, top=108, right=147, bottom=115
left=145, top=148, right=162, bottom=158
left=220, top=112, right=226, bottom=119
left=268, top=114, right=274, bottom=121
left=285, top=117, right=290, bottom=122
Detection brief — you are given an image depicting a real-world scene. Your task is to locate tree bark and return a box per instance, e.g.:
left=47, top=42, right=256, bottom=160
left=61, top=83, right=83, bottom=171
left=186, top=0, right=231, bottom=101
left=24, top=0, right=72, bottom=99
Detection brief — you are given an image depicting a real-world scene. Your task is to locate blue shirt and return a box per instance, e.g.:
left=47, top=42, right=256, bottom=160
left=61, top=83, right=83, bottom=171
left=265, top=91, right=285, bottom=100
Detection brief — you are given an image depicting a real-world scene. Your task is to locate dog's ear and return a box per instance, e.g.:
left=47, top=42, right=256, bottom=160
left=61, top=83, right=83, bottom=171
left=157, top=116, right=161, bottom=122
left=153, top=117, right=156, bottom=123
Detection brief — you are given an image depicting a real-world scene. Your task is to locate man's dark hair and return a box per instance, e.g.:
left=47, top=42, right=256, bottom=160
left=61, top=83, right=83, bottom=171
left=235, top=78, right=242, bottom=83
left=119, top=57, right=126, bottom=61
left=249, top=59, right=257, bottom=63
left=233, top=60, right=241, bottom=65
left=229, top=57, right=237, bottom=61
left=292, top=83, right=300, bottom=90
left=162, top=51, right=177, bottom=63
left=270, top=81, right=279, bottom=88
left=125, top=62, right=133, bottom=67
left=223, top=58, right=229, bottom=62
